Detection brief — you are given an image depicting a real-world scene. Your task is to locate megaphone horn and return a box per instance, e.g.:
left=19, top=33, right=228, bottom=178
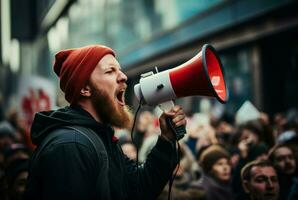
left=134, top=44, right=228, bottom=106
left=134, top=44, right=228, bottom=140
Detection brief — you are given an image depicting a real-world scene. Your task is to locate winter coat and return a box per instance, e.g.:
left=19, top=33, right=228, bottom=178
left=190, top=174, right=235, bottom=200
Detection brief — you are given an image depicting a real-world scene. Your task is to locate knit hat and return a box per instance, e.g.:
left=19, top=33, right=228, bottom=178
left=53, top=45, right=115, bottom=104
left=0, top=121, right=15, bottom=139
left=199, top=145, right=230, bottom=174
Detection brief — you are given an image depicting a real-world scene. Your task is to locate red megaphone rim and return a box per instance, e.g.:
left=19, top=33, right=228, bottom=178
left=202, top=44, right=228, bottom=103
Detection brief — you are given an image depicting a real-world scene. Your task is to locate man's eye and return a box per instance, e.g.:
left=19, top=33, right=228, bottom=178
left=276, top=156, right=284, bottom=162
left=255, top=177, right=265, bottom=183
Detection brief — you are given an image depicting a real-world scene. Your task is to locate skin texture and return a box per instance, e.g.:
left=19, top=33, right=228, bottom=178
left=243, top=166, right=279, bottom=200
left=79, top=54, right=186, bottom=141
left=273, top=147, right=296, bottom=175
left=121, top=143, right=137, bottom=160
left=210, top=158, right=231, bottom=182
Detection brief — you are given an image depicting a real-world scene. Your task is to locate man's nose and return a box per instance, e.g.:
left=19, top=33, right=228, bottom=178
left=118, top=71, right=128, bottom=82
left=266, top=180, right=274, bottom=189
left=285, top=156, right=293, bottom=163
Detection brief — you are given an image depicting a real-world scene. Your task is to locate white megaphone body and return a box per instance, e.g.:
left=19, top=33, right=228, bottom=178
left=134, top=44, right=228, bottom=140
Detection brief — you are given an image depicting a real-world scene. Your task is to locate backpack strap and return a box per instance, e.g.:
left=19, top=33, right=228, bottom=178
left=64, top=125, right=107, bottom=161
left=64, top=125, right=109, bottom=199
left=30, top=129, right=62, bottom=165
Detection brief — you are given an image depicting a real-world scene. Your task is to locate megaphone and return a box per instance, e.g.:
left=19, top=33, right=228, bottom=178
left=134, top=44, right=228, bottom=140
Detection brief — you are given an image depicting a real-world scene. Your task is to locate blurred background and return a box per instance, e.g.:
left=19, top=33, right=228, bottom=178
left=0, top=0, right=297, bottom=117
left=0, top=1, right=298, bottom=199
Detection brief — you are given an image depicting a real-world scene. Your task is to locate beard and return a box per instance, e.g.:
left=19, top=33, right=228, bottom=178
left=89, top=82, right=133, bottom=129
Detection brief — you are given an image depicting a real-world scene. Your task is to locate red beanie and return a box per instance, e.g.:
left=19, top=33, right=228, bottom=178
left=53, top=45, right=115, bottom=104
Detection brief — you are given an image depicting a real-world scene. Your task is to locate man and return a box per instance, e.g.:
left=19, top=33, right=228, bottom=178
left=241, top=160, right=279, bottom=200
left=24, top=45, right=186, bottom=200
left=268, top=144, right=297, bottom=200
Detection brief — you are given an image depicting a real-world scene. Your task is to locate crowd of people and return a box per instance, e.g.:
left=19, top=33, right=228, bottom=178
left=116, top=106, right=298, bottom=200
left=0, top=100, right=297, bottom=200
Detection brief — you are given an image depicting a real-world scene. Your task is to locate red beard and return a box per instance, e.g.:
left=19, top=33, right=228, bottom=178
left=89, top=82, right=132, bottom=129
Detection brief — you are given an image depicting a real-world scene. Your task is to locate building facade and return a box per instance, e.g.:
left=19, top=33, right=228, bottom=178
left=1, top=0, right=297, bottom=116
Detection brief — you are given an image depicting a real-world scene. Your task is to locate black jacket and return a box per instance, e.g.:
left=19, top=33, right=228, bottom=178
left=24, top=106, right=177, bottom=200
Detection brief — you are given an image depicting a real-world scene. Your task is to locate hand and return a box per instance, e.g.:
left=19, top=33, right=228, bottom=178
left=238, top=140, right=249, bottom=158
left=159, top=105, right=186, bottom=141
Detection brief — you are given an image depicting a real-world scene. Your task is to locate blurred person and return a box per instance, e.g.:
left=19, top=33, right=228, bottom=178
left=157, top=143, right=204, bottom=200
left=268, top=144, right=297, bottom=200
left=258, top=113, right=275, bottom=149
left=272, top=112, right=287, bottom=138
left=157, top=186, right=205, bottom=200
left=3, top=143, right=30, bottom=167
left=138, top=131, right=160, bottom=162
left=21, top=88, right=37, bottom=128
left=136, top=111, right=162, bottom=162
left=133, top=110, right=156, bottom=149
left=241, top=160, right=279, bottom=200
left=24, top=45, right=186, bottom=200
left=5, top=109, right=35, bottom=150
left=212, top=111, right=235, bottom=149
left=275, top=110, right=298, bottom=169
left=186, top=114, right=218, bottom=157
left=0, top=121, right=16, bottom=150
left=171, top=143, right=199, bottom=190
left=36, top=89, right=51, bottom=111
left=231, top=121, right=271, bottom=199
left=5, top=158, right=29, bottom=200
left=189, top=145, right=234, bottom=200
left=276, top=109, right=298, bottom=147
left=235, top=121, right=269, bottom=158
left=185, top=112, right=213, bottom=155
left=120, top=141, right=137, bottom=161
left=215, top=120, right=234, bottom=147
left=195, top=124, right=218, bottom=153
left=274, top=109, right=298, bottom=144
left=268, top=144, right=296, bottom=175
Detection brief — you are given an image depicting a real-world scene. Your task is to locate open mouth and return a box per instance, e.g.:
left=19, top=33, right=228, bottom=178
left=116, top=89, right=125, bottom=106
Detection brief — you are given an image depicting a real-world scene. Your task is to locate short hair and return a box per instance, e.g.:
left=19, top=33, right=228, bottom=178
left=268, top=143, right=293, bottom=162
left=241, top=160, right=275, bottom=182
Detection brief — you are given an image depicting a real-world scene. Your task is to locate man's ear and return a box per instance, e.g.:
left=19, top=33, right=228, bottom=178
left=80, top=85, right=91, bottom=97
left=242, top=180, right=251, bottom=193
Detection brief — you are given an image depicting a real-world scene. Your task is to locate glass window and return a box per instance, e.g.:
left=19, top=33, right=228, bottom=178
left=220, top=48, right=253, bottom=113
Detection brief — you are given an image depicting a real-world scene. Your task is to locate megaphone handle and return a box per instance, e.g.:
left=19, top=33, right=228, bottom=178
left=159, top=101, right=186, bottom=141
left=165, top=118, right=186, bottom=140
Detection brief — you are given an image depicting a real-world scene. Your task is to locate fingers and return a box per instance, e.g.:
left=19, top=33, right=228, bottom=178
left=163, top=105, right=186, bottom=127
left=172, top=113, right=186, bottom=126
left=163, top=105, right=182, bottom=115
